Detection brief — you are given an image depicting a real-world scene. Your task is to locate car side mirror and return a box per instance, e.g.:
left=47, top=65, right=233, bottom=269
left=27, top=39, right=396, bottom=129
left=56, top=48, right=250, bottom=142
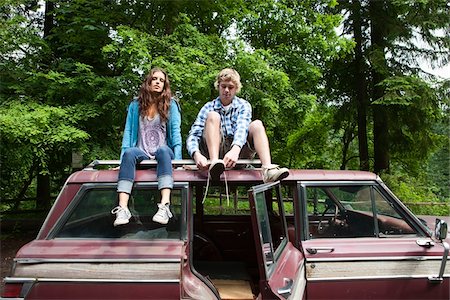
left=429, top=218, right=449, bottom=283
left=435, top=219, right=447, bottom=241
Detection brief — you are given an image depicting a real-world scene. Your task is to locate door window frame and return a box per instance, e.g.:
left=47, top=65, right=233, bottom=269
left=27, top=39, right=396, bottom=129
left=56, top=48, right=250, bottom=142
left=297, top=180, right=429, bottom=241
left=249, top=181, right=289, bottom=278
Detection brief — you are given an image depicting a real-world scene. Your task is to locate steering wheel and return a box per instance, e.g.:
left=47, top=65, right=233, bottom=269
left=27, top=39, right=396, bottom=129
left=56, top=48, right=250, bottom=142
left=317, top=200, right=336, bottom=235
left=193, top=233, right=223, bottom=261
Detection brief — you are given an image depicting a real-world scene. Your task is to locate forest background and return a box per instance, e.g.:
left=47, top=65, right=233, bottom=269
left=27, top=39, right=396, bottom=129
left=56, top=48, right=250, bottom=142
left=1, top=0, right=449, bottom=218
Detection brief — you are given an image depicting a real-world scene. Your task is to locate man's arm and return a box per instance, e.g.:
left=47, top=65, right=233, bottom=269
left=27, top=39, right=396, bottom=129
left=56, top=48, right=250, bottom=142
left=186, top=102, right=211, bottom=158
left=186, top=103, right=212, bottom=169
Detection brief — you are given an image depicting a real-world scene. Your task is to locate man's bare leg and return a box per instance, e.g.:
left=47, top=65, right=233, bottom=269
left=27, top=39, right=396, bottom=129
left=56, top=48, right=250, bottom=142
left=248, top=120, right=272, bottom=166
left=248, top=120, right=289, bottom=182
left=204, top=111, right=225, bottom=179
left=204, top=111, right=221, bottom=161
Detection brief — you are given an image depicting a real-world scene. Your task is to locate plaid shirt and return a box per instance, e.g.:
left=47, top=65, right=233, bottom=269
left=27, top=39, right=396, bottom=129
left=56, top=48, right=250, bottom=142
left=187, top=96, right=252, bottom=157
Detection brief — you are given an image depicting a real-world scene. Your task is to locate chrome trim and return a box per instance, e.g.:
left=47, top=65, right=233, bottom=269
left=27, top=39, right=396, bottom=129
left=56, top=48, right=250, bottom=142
left=3, top=277, right=36, bottom=283
left=429, top=241, right=450, bottom=283
left=308, top=274, right=450, bottom=281
left=307, top=256, right=448, bottom=262
left=84, top=159, right=262, bottom=170
left=4, top=277, right=180, bottom=283
left=14, top=258, right=182, bottom=264
left=299, top=180, right=378, bottom=186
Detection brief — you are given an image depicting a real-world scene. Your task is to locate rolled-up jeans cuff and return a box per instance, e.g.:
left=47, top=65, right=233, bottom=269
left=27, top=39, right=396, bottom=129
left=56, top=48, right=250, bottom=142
left=158, top=175, right=173, bottom=190
left=117, top=179, right=133, bottom=194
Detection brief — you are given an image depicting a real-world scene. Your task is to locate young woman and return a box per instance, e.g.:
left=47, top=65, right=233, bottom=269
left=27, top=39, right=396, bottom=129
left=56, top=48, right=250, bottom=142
left=112, top=68, right=182, bottom=226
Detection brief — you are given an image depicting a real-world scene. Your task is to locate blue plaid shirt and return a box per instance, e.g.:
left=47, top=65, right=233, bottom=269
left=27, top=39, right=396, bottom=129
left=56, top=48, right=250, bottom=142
left=187, top=96, right=252, bottom=157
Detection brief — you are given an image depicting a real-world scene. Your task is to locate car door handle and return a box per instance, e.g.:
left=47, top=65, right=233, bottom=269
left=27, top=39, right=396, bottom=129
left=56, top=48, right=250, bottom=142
left=277, top=277, right=293, bottom=299
left=306, top=247, right=335, bottom=254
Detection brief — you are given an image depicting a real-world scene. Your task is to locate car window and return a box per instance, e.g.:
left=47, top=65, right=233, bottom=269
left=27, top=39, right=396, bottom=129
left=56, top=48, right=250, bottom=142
left=252, top=186, right=288, bottom=277
left=55, top=186, right=182, bottom=239
left=199, top=185, right=251, bottom=216
left=305, top=184, right=418, bottom=239
left=281, top=185, right=295, bottom=216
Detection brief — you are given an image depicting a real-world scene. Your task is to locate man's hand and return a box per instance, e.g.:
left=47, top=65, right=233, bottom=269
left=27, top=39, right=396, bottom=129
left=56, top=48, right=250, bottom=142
left=223, top=145, right=241, bottom=169
left=193, top=152, right=209, bottom=170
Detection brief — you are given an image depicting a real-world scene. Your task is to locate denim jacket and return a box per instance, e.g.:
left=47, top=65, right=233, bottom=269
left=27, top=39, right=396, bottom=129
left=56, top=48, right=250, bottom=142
left=120, top=98, right=182, bottom=160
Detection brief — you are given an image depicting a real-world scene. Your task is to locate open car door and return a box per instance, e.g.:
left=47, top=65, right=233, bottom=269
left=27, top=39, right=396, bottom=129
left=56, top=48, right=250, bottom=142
left=248, top=181, right=306, bottom=299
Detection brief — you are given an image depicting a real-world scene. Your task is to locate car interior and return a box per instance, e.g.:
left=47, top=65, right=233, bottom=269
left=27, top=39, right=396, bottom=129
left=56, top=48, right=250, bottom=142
left=191, top=183, right=291, bottom=299
left=303, top=185, right=419, bottom=239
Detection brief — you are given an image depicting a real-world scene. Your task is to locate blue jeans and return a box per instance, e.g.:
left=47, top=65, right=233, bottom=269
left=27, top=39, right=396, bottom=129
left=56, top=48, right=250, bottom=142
left=117, top=146, right=174, bottom=194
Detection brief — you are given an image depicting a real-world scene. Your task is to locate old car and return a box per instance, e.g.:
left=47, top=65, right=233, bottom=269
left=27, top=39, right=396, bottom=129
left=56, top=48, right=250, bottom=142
left=2, top=160, right=448, bottom=299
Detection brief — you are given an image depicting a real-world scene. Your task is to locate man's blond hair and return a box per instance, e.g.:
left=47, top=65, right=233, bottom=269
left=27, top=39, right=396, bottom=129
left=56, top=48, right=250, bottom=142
left=214, top=68, right=242, bottom=93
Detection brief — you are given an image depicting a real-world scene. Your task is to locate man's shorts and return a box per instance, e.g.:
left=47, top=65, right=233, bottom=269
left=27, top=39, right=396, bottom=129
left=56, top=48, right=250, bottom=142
left=199, top=134, right=256, bottom=159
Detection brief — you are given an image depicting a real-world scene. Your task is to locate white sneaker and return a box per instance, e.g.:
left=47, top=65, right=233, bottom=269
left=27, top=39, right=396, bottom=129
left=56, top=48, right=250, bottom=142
left=111, top=206, right=131, bottom=226
left=209, top=159, right=225, bottom=180
left=152, top=203, right=173, bottom=225
left=262, top=164, right=289, bottom=183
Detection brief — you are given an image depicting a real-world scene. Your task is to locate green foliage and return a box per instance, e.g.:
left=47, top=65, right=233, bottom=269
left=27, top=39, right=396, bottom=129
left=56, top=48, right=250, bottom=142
left=0, top=101, right=89, bottom=200
left=374, top=76, right=445, bottom=170
left=239, top=0, right=354, bottom=91
left=381, top=171, right=449, bottom=216
left=0, top=0, right=448, bottom=216
left=286, top=105, right=344, bottom=169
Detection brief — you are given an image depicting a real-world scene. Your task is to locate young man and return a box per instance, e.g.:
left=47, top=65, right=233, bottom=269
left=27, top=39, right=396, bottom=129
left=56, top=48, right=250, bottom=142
left=186, top=68, right=289, bottom=182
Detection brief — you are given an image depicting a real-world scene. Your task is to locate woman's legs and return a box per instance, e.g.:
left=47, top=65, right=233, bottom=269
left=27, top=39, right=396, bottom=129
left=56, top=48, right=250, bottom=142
left=113, top=148, right=149, bottom=226
left=153, top=146, right=174, bottom=224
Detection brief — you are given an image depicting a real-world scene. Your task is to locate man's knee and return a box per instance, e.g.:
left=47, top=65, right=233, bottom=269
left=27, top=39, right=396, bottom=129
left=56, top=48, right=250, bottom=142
left=206, top=111, right=221, bottom=125
left=249, top=119, right=265, bottom=133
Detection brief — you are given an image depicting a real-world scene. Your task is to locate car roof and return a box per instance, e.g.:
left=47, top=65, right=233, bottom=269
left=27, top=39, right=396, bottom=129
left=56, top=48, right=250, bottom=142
left=68, top=160, right=379, bottom=184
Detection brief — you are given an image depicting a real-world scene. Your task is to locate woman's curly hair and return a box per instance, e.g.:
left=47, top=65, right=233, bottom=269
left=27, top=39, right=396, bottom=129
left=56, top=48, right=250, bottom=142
left=138, top=67, right=172, bottom=122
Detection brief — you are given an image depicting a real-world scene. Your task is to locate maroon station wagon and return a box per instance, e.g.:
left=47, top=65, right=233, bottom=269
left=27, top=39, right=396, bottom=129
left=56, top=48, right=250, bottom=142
left=2, top=160, right=449, bottom=300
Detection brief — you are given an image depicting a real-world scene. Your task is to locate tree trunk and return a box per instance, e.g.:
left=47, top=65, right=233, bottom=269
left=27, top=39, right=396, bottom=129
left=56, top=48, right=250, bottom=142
left=36, top=1, right=54, bottom=210
left=352, top=0, right=370, bottom=171
left=340, top=125, right=355, bottom=170
left=373, top=106, right=390, bottom=173
left=36, top=171, right=51, bottom=209
left=13, top=162, right=38, bottom=210
left=369, top=0, right=390, bottom=174
left=43, top=1, right=54, bottom=39
left=164, top=1, right=181, bottom=35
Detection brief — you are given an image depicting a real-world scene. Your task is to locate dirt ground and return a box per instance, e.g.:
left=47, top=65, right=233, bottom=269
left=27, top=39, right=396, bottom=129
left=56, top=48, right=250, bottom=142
left=1, top=223, right=40, bottom=295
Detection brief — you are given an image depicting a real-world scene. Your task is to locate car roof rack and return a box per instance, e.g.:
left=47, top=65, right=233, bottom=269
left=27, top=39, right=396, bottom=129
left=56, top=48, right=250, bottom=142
left=84, top=159, right=262, bottom=170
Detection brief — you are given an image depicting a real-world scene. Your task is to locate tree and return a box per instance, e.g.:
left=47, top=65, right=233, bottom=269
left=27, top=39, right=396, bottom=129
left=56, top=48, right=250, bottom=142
left=0, top=102, right=89, bottom=208
left=1, top=0, right=447, bottom=213
left=329, top=0, right=449, bottom=174
left=368, top=0, right=449, bottom=173
left=237, top=0, right=354, bottom=167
